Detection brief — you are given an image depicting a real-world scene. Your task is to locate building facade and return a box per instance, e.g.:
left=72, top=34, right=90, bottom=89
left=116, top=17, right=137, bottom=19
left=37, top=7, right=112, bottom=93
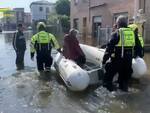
left=13, top=8, right=24, bottom=25
left=2, top=8, right=31, bottom=31
left=71, top=0, right=149, bottom=45
left=3, top=10, right=17, bottom=30
left=30, top=0, right=55, bottom=22
left=24, top=13, right=32, bottom=28
left=143, top=0, right=150, bottom=44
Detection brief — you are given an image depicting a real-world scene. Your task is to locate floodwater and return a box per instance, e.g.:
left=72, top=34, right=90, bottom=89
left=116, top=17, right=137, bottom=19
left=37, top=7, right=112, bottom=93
left=0, top=31, right=150, bottom=113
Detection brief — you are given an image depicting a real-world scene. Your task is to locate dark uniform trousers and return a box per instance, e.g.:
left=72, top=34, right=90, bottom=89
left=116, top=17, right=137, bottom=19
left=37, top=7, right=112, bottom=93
left=103, top=54, right=133, bottom=91
left=36, top=51, right=53, bottom=71
left=103, top=27, right=136, bottom=92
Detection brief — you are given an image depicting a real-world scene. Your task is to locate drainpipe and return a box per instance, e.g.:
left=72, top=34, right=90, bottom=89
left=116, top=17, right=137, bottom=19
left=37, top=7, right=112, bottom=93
left=97, top=26, right=100, bottom=46
left=89, top=0, right=91, bottom=22
left=134, top=0, right=139, bottom=18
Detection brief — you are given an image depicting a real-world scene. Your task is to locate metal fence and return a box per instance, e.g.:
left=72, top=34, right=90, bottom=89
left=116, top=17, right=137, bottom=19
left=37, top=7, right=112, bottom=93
left=97, top=27, right=112, bottom=46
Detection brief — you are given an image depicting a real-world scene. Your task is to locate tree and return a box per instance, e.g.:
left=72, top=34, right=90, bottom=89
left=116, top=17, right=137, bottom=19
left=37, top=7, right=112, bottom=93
left=59, top=15, right=70, bottom=33
left=47, top=0, right=70, bottom=36
left=48, top=14, right=70, bottom=33
left=55, top=0, right=70, bottom=16
left=47, top=13, right=59, bottom=25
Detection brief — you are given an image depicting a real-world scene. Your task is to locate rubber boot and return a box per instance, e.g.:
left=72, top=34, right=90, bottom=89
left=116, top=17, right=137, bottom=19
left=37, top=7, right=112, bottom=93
left=119, top=82, right=128, bottom=92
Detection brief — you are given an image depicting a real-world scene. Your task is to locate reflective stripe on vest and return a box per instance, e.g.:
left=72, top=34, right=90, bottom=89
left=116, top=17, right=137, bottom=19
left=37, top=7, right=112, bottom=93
left=116, top=28, right=135, bottom=58
left=138, top=35, right=144, bottom=47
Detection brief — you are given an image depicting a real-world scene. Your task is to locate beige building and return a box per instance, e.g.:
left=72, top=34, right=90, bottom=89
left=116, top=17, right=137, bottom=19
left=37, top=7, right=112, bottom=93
left=2, top=10, right=17, bottom=30
left=71, top=0, right=149, bottom=45
left=2, top=8, right=25, bottom=31
left=143, top=0, right=150, bottom=45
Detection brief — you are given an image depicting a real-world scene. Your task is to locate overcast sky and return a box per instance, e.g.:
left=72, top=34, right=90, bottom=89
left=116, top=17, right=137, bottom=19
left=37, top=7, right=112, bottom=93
left=0, top=0, right=57, bottom=12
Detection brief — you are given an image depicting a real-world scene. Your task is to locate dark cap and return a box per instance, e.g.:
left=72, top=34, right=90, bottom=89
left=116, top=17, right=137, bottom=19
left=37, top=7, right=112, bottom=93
left=116, top=15, right=128, bottom=28
left=17, top=24, right=23, bottom=27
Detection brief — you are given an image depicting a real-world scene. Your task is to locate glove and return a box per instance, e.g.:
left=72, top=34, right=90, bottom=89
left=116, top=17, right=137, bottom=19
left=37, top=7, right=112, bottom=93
left=31, top=57, right=34, bottom=61
left=31, top=53, right=34, bottom=61
left=57, top=48, right=62, bottom=53
left=15, top=49, right=19, bottom=53
left=102, top=59, right=106, bottom=66
left=102, top=64, right=106, bottom=74
left=102, top=63, right=105, bottom=69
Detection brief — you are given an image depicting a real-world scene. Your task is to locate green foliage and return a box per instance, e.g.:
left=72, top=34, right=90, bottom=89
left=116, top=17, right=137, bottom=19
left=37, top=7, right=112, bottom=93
left=59, top=15, right=70, bottom=33
left=48, top=14, right=70, bottom=33
left=55, top=0, right=70, bottom=16
left=47, top=13, right=59, bottom=25
left=47, top=0, right=71, bottom=36
left=46, top=25, right=58, bottom=37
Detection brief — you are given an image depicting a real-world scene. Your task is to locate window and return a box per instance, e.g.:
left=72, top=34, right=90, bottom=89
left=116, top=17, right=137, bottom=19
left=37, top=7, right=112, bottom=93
left=82, top=0, right=88, bottom=3
left=92, top=16, right=102, bottom=38
left=46, top=7, right=49, bottom=13
left=39, top=7, right=43, bottom=12
left=139, top=0, right=146, bottom=13
left=73, top=18, right=79, bottom=30
left=83, top=17, right=87, bottom=27
left=74, top=0, right=78, bottom=5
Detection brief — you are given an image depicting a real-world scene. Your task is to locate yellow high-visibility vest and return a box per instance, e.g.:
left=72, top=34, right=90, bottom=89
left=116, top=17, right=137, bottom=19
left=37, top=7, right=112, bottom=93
left=30, top=31, right=60, bottom=53
left=116, top=28, right=135, bottom=58
left=128, top=24, right=144, bottom=48
left=117, top=28, right=135, bottom=47
left=138, top=35, right=144, bottom=47
left=128, top=24, right=138, bottom=31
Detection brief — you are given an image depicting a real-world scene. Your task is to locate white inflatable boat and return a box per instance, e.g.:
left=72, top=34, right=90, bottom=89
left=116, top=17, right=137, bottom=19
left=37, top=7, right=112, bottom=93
left=54, top=44, right=147, bottom=91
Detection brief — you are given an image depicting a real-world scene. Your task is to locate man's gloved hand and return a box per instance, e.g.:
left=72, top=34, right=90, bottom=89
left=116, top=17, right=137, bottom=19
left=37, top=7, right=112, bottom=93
left=57, top=48, right=64, bottom=56
left=31, top=53, right=34, bottom=61
left=15, top=49, right=19, bottom=53
left=31, top=57, right=34, bottom=61
left=102, top=63, right=106, bottom=69
left=102, top=59, right=106, bottom=66
left=57, top=48, right=62, bottom=53
left=102, top=60, right=106, bottom=73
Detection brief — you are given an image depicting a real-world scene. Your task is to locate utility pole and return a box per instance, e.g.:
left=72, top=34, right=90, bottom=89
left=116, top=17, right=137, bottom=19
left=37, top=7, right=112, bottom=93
left=89, top=0, right=91, bottom=22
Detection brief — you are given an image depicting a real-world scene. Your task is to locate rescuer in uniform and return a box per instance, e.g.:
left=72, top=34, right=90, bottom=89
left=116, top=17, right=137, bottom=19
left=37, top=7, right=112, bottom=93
left=30, top=22, right=61, bottom=72
left=102, top=15, right=140, bottom=92
left=128, top=23, right=144, bottom=58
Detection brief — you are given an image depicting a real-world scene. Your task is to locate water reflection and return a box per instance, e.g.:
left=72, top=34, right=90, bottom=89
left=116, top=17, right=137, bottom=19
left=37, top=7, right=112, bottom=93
left=0, top=31, right=36, bottom=77
left=3, top=31, right=32, bottom=44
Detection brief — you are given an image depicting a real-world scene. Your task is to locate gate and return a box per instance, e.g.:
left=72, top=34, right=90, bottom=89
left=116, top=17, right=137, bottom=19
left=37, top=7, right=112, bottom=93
left=97, top=27, right=112, bottom=46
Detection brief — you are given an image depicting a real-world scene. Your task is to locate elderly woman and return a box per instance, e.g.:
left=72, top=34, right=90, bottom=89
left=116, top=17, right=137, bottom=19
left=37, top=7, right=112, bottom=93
left=63, top=29, right=86, bottom=67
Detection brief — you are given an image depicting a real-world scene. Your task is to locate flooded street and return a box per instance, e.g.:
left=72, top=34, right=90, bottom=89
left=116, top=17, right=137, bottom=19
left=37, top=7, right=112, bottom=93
left=0, top=32, right=150, bottom=113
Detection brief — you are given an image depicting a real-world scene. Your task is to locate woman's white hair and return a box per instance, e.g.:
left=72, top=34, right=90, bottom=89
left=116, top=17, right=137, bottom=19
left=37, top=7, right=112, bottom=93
left=69, top=28, right=79, bottom=34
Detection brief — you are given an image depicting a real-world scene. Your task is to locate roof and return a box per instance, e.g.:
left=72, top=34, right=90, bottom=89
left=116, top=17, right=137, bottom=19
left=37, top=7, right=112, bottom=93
left=30, top=0, right=54, bottom=8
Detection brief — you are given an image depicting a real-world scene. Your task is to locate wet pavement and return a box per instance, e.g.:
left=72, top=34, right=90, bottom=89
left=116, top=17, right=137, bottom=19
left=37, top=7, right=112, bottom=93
left=0, top=31, right=150, bottom=113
